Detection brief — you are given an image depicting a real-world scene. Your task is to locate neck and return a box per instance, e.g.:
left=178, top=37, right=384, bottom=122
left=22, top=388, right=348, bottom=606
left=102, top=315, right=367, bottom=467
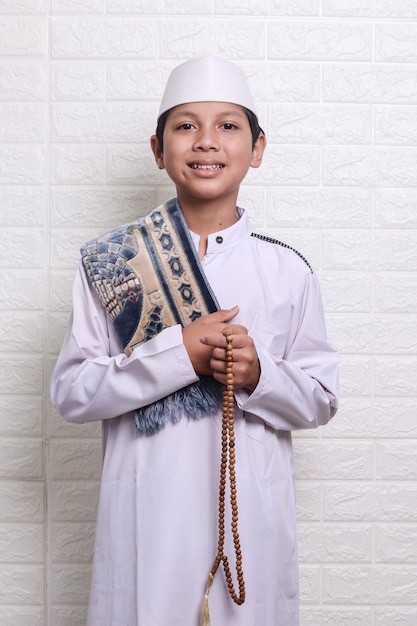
left=177, top=197, right=239, bottom=259
left=178, top=197, right=239, bottom=236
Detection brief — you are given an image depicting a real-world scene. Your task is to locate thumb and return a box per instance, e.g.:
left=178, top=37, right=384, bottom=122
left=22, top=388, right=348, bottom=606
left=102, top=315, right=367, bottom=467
left=218, top=305, right=239, bottom=322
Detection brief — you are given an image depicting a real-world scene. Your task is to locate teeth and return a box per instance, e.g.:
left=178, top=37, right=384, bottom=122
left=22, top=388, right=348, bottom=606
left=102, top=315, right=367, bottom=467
left=190, top=164, right=223, bottom=170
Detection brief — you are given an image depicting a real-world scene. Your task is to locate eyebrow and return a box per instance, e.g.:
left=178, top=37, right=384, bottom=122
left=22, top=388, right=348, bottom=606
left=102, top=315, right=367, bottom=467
left=169, top=108, right=247, bottom=121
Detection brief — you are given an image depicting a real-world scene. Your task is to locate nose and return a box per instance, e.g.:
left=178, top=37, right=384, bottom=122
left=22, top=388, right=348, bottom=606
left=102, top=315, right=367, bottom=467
left=193, top=126, right=219, bottom=151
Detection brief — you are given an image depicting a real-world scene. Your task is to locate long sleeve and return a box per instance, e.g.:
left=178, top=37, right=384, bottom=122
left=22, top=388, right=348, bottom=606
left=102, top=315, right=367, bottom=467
left=50, top=263, right=199, bottom=424
left=235, top=269, right=339, bottom=432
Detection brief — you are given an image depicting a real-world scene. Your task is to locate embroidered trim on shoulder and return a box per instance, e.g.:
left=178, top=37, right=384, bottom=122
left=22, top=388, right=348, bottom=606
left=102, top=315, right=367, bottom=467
left=250, top=232, right=313, bottom=273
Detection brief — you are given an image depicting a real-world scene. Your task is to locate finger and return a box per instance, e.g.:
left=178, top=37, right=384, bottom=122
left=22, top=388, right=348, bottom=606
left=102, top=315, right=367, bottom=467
left=200, top=332, right=231, bottom=348
left=210, top=305, right=239, bottom=323
left=221, top=323, right=248, bottom=337
left=210, top=356, right=228, bottom=374
left=211, top=346, right=229, bottom=361
left=200, top=331, right=248, bottom=349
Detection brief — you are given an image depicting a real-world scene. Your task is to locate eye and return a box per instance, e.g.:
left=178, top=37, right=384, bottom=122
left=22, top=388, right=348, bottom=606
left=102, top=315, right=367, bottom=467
left=176, top=122, right=195, bottom=130
left=221, top=123, right=238, bottom=130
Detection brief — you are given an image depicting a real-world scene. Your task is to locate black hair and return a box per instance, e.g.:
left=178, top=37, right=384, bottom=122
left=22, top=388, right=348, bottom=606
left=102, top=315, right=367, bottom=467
left=155, top=106, right=264, bottom=153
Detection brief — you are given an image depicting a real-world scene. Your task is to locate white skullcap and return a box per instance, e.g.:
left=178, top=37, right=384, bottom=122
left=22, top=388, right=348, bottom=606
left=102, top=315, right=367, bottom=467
left=158, top=57, right=257, bottom=119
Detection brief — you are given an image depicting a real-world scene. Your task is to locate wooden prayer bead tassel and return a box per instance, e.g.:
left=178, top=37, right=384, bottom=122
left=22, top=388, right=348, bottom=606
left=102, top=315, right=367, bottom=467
left=200, top=330, right=246, bottom=626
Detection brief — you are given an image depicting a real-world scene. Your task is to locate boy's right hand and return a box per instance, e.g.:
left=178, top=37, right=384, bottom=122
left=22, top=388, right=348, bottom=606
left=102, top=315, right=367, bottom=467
left=182, top=306, right=239, bottom=376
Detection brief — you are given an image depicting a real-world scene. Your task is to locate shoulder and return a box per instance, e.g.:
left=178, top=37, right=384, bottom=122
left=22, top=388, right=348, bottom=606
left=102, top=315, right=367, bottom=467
left=80, top=220, right=143, bottom=278
left=79, top=220, right=144, bottom=303
left=80, top=202, right=167, bottom=261
left=81, top=220, right=140, bottom=256
left=249, top=230, right=314, bottom=274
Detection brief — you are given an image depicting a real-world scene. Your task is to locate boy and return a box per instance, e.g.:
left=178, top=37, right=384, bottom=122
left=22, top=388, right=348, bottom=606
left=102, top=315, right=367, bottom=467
left=51, top=57, right=339, bottom=626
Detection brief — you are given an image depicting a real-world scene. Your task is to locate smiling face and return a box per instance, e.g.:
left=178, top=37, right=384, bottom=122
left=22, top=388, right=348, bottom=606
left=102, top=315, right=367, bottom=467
left=150, top=101, right=265, bottom=212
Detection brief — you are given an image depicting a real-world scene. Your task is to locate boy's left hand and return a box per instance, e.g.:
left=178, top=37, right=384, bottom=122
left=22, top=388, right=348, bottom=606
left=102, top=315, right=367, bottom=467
left=200, top=325, right=260, bottom=393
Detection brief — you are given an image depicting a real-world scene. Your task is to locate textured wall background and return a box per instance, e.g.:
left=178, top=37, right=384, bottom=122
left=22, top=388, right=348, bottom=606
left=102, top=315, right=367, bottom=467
left=1, top=1, right=417, bottom=625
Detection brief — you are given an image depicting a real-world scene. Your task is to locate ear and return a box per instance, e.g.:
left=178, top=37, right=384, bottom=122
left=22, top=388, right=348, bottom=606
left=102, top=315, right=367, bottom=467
left=150, top=135, right=165, bottom=169
left=250, top=132, right=266, bottom=169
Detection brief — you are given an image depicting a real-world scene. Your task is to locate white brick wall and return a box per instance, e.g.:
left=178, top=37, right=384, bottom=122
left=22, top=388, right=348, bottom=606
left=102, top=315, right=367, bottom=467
left=0, top=1, right=416, bottom=624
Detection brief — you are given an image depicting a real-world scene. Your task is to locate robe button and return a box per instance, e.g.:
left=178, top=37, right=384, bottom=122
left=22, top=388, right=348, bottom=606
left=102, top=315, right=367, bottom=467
left=216, top=236, right=223, bottom=244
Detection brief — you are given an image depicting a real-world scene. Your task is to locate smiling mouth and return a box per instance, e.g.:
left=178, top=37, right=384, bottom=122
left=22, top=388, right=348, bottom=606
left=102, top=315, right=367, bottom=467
left=189, top=164, right=224, bottom=170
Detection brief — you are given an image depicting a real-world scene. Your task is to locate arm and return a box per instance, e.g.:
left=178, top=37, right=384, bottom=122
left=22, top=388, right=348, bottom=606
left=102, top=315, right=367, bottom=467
left=201, top=271, right=338, bottom=432
left=50, top=263, right=200, bottom=424
left=237, top=271, right=338, bottom=431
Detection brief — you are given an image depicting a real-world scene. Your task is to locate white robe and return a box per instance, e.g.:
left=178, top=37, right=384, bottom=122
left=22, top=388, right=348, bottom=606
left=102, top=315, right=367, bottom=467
left=51, top=208, right=339, bottom=626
